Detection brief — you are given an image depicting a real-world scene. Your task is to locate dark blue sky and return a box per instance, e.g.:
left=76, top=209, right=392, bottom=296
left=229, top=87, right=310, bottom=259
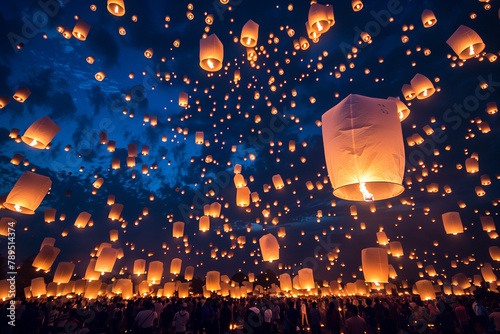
left=1, top=0, right=500, bottom=288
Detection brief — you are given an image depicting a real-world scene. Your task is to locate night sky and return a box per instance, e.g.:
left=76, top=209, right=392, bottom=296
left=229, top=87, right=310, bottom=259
left=1, top=0, right=500, bottom=289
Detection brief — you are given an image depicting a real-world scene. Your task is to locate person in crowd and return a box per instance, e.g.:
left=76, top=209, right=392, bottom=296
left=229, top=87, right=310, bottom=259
left=135, top=300, right=158, bottom=334
left=344, top=304, right=368, bottom=334
left=173, top=302, right=190, bottom=334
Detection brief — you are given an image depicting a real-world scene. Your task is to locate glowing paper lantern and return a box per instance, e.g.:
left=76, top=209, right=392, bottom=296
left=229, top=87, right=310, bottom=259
left=298, top=268, right=315, bottom=291
left=13, top=87, right=31, bottom=102
left=453, top=273, right=471, bottom=289
left=352, top=0, right=363, bottom=11
left=147, top=261, right=163, bottom=284
left=415, top=280, right=435, bottom=300
left=108, top=204, right=124, bottom=220
left=33, top=245, right=60, bottom=271
left=0, top=96, right=10, bottom=108
left=107, top=0, right=125, bottom=16
left=95, top=247, right=117, bottom=273
left=0, top=217, right=16, bottom=236
left=21, top=116, right=60, bottom=149
left=53, top=262, right=75, bottom=284
left=44, top=208, right=56, bottom=223
left=442, top=212, right=464, bottom=234
left=308, top=4, right=331, bottom=34
left=164, top=282, right=176, bottom=297
left=170, top=258, right=182, bottom=275
left=195, top=131, right=204, bottom=144
left=240, top=19, right=259, bottom=47
left=109, top=229, right=118, bottom=242
left=272, top=174, right=284, bottom=189
left=389, top=241, right=404, bottom=257
left=31, top=277, right=46, bottom=297
left=421, top=10, right=437, bottom=28
left=376, top=231, right=389, bottom=245
left=481, top=263, right=497, bottom=282
left=322, top=94, right=404, bottom=201
left=361, top=248, right=389, bottom=283
left=185, top=266, right=194, bottom=281
left=84, top=280, right=101, bottom=299
left=199, top=215, right=210, bottom=232
left=489, top=246, right=500, bottom=261
left=259, top=233, right=280, bottom=262
left=173, top=221, right=185, bottom=238
left=446, top=25, right=485, bottom=60
left=134, top=259, right=146, bottom=275
left=200, top=34, right=223, bottom=72
left=4, top=171, right=51, bottom=215
left=410, top=74, right=435, bottom=99
left=72, top=19, right=91, bottom=40
left=425, top=265, right=437, bottom=277
left=465, top=158, right=479, bottom=173
left=75, top=212, right=91, bottom=228
left=206, top=271, right=221, bottom=291
left=236, top=186, right=251, bottom=207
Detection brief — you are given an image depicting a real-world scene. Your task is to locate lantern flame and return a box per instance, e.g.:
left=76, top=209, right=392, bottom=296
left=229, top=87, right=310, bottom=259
left=207, top=59, right=214, bottom=69
left=14, top=204, right=22, bottom=212
left=317, top=22, right=323, bottom=32
left=246, top=38, right=251, bottom=45
left=114, top=5, right=119, bottom=13
left=359, top=182, right=374, bottom=201
left=469, top=45, right=474, bottom=56
left=29, top=139, right=38, bottom=146
left=423, top=89, right=428, bottom=97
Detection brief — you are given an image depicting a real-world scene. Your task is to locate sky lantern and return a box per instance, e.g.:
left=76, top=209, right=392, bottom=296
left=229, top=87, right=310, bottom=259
left=72, top=19, right=91, bottom=40
left=173, top=221, right=185, bottom=238
left=259, top=233, right=279, bottom=262
left=376, top=231, right=389, bottom=245
left=109, top=229, right=119, bottom=242
left=13, top=87, right=31, bottom=102
left=481, top=263, right=497, bottom=282
left=199, top=215, right=210, bottom=232
left=272, top=174, right=284, bottom=189
left=164, top=282, right=176, bottom=297
left=234, top=174, right=246, bottom=187
left=298, top=268, right=315, bottom=291
left=170, top=258, right=182, bottom=275
left=389, top=241, right=404, bottom=257
left=361, top=248, right=389, bottom=283
left=240, top=19, right=259, bottom=47
left=401, top=84, right=415, bottom=100
left=0, top=217, right=16, bottom=236
left=74, top=212, right=91, bottom=228
left=84, top=259, right=100, bottom=281
left=322, top=95, right=404, bottom=201
left=308, top=4, right=331, bottom=34
left=84, top=280, right=101, bottom=299
left=195, top=131, right=204, bottom=144
left=352, top=0, right=363, bottom=11
left=446, top=25, right=485, bottom=60
left=53, top=262, right=75, bottom=284
left=442, top=212, right=464, bottom=234
left=453, top=273, right=471, bottom=289
left=31, top=277, right=46, bottom=297
left=200, top=34, right=223, bottom=72
left=4, top=171, right=52, bottom=214
left=179, top=92, right=188, bottom=107
left=95, top=247, right=117, bottom=273
left=421, top=9, right=437, bottom=28
left=489, top=246, right=500, bottom=261
left=134, top=259, right=146, bottom=275
left=210, top=202, right=221, bottom=217
left=44, top=208, right=56, bottom=223
left=107, top=0, right=125, bottom=16
left=33, top=245, right=60, bottom=271
left=108, top=203, right=123, bottom=220
left=21, top=116, right=60, bottom=149
left=465, top=157, right=479, bottom=173
left=206, top=271, right=221, bottom=291
left=93, top=178, right=104, bottom=189
left=415, top=280, right=435, bottom=300
left=236, top=186, right=251, bottom=207
left=185, top=266, right=194, bottom=281
left=410, top=74, right=435, bottom=99
left=425, top=265, right=437, bottom=277
left=147, top=261, right=163, bottom=284
left=95, top=72, right=106, bottom=81
left=0, top=96, right=10, bottom=108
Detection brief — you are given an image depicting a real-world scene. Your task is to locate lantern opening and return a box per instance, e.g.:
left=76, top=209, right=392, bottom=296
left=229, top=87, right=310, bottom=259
left=359, top=183, right=374, bottom=202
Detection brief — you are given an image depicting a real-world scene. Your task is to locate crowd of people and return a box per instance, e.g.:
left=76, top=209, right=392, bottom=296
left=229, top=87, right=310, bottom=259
left=1, top=289, right=500, bottom=334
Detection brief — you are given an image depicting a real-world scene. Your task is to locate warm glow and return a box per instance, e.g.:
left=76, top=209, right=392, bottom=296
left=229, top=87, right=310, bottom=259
left=207, top=59, right=214, bottom=69
left=359, top=182, right=374, bottom=201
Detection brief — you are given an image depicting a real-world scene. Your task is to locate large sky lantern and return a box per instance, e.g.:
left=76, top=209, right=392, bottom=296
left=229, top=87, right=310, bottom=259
left=147, top=261, right=163, bottom=284
left=72, top=19, right=91, bottom=41
left=415, top=280, right=436, bottom=300
left=21, top=116, right=60, bottom=149
left=259, top=233, right=280, bottom=262
left=4, top=171, right=51, bottom=214
left=85, top=259, right=101, bottom=281
left=272, top=174, right=285, bottom=189
left=376, top=231, right=389, bottom=245
left=84, top=280, right=102, bottom=299
left=361, top=248, right=389, bottom=284
left=465, top=157, right=479, bottom=173
left=442, top=212, right=464, bottom=235
left=53, top=262, right=75, bottom=284
left=32, top=245, right=61, bottom=271
left=308, top=4, right=331, bottom=35
left=184, top=266, right=194, bottom=281
left=107, top=0, right=125, bottom=16
left=172, top=221, right=185, bottom=238
left=108, top=203, right=124, bottom=220
left=234, top=174, right=246, bottom=188
left=133, top=259, right=146, bottom=275
left=30, top=277, right=47, bottom=298
left=236, top=186, right=251, bottom=207
left=410, top=74, right=435, bottom=99
left=0, top=217, right=16, bottom=236
left=298, top=268, right=315, bottom=291
left=163, top=282, right=176, bottom=297
left=199, top=215, right=210, bottom=232
left=206, top=271, right=221, bottom=291
left=481, top=263, right=497, bottom=283
left=490, top=246, right=500, bottom=261
left=210, top=202, right=221, bottom=218
left=74, top=211, right=91, bottom=228
left=446, top=25, right=485, bottom=60
left=170, top=258, right=182, bottom=275
left=95, top=247, right=118, bottom=273
left=389, top=241, right=404, bottom=257
left=421, top=9, right=437, bottom=28
left=453, top=273, right=471, bottom=290
left=199, top=34, right=223, bottom=72
left=44, top=208, right=56, bottom=223
left=401, top=84, right=416, bottom=101
left=13, top=87, right=31, bottom=102
left=321, top=94, right=405, bottom=202
left=240, top=19, right=259, bottom=48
